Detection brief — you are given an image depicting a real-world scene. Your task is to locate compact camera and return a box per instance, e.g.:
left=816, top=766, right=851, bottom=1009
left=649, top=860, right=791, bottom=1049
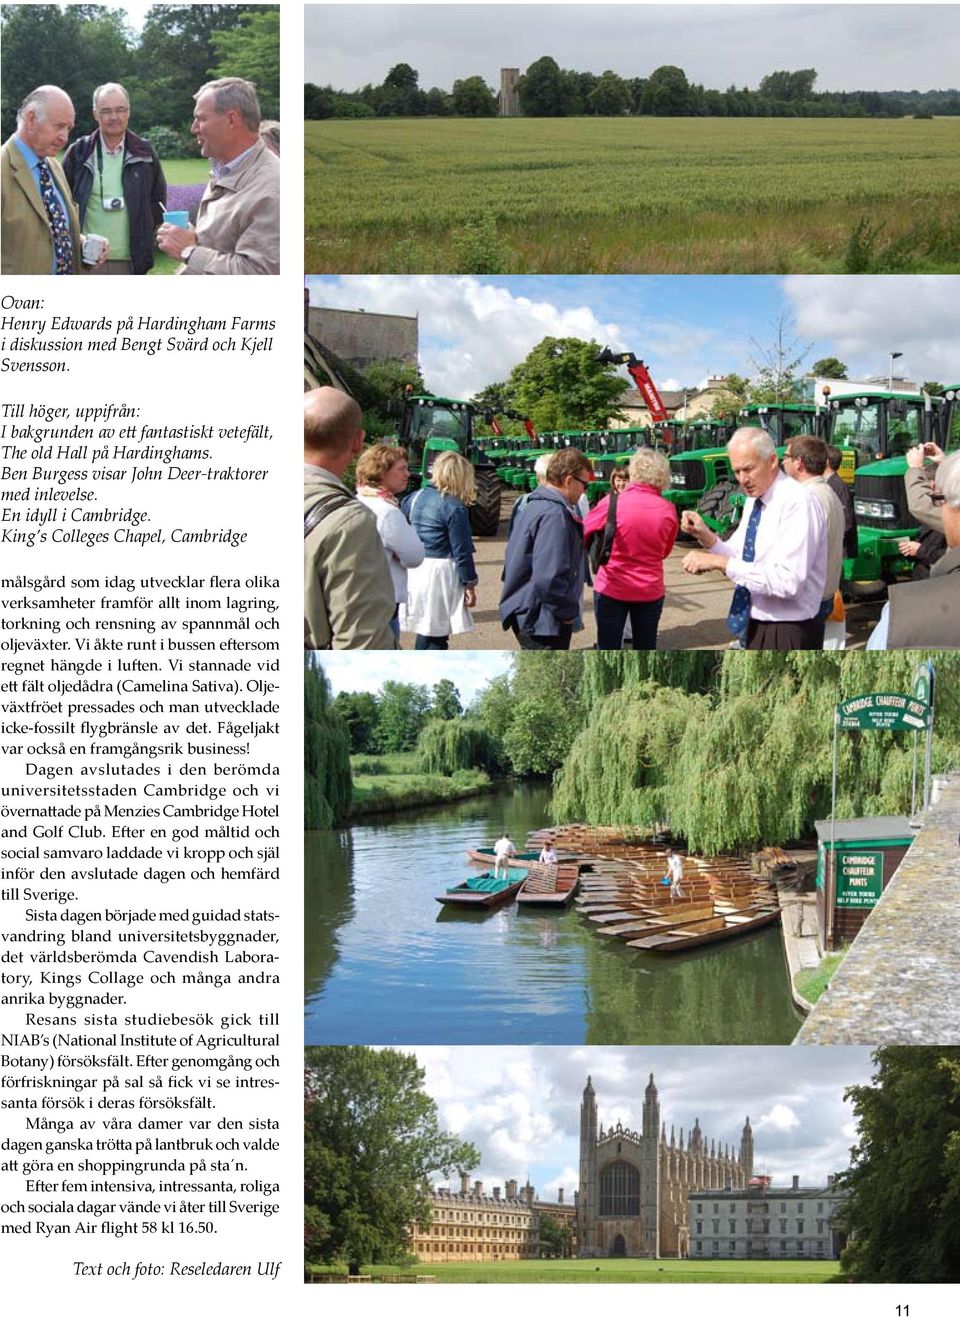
left=104, top=196, right=125, bottom=211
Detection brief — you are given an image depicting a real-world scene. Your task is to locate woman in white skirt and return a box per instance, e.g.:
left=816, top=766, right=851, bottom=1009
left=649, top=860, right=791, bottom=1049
left=355, top=444, right=425, bottom=641
left=401, top=451, right=478, bottom=650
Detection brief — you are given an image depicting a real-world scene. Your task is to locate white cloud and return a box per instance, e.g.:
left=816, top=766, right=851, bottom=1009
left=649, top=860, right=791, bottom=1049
left=317, top=651, right=512, bottom=704
left=784, top=275, right=960, bottom=386
left=308, top=275, right=627, bottom=398
left=756, top=1103, right=802, bottom=1133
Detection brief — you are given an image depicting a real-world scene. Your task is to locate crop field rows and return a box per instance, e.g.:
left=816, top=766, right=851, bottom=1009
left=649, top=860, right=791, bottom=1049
left=305, top=116, right=960, bottom=273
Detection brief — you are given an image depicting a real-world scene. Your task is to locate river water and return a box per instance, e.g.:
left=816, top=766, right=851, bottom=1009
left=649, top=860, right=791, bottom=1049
left=305, top=784, right=801, bottom=1045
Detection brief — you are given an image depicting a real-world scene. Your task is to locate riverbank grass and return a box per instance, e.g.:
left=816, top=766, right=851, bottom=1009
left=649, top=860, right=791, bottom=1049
left=349, top=752, right=493, bottom=817
left=312, top=1258, right=840, bottom=1284
left=795, top=950, right=848, bottom=1005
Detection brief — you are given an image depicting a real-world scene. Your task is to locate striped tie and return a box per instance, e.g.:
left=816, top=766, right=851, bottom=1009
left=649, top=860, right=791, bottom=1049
left=37, top=158, right=74, bottom=274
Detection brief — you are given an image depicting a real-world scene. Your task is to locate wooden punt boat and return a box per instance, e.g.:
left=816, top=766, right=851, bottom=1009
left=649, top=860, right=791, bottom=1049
left=466, top=847, right=583, bottom=878
left=626, top=906, right=781, bottom=952
left=436, top=872, right=525, bottom=909
left=516, top=871, right=580, bottom=909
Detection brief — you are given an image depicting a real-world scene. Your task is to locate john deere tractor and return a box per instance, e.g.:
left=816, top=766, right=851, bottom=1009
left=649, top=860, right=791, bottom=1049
left=393, top=392, right=537, bottom=536
left=824, top=388, right=950, bottom=582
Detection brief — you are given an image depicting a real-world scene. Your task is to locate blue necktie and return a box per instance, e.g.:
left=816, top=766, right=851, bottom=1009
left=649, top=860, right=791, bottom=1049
left=726, top=498, right=764, bottom=637
left=37, top=158, right=74, bottom=274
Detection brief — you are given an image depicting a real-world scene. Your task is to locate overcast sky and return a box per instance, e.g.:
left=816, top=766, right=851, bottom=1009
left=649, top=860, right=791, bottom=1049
left=308, top=4, right=960, bottom=94
left=397, top=1045, right=874, bottom=1198
left=307, top=273, right=960, bottom=398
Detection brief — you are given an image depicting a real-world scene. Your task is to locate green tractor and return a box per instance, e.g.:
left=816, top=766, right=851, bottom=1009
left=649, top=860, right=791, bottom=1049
left=586, top=427, right=652, bottom=503
left=662, top=419, right=739, bottom=529
left=824, top=388, right=950, bottom=582
left=392, top=392, right=535, bottom=536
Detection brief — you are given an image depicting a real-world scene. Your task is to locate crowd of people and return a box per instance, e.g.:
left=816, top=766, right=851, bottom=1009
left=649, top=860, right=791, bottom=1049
left=304, top=387, right=957, bottom=652
left=2, top=79, right=279, bottom=276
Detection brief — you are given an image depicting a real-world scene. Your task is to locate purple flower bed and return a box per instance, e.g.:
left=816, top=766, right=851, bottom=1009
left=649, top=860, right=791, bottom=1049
left=165, top=183, right=206, bottom=225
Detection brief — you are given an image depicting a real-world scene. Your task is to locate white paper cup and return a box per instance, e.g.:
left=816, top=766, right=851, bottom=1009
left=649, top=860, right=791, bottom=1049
left=82, top=233, right=108, bottom=265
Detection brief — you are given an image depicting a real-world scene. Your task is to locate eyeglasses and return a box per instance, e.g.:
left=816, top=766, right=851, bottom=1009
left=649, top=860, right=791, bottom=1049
left=569, top=473, right=591, bottom=488
left=930, top=492, right=946, bottom=505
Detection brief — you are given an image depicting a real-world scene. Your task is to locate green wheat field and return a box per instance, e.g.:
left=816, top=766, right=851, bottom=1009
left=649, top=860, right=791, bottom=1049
left=305, top=116, right=960, bottom=274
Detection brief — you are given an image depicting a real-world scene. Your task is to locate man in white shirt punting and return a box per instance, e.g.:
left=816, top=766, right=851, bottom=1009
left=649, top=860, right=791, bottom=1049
left=680, top=427, right=828, bottom=650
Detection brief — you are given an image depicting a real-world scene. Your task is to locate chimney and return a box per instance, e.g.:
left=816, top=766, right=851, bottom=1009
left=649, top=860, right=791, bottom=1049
left=460, top=1172, right=469, bottom=1195
left=474, top=1180, right=483, bottom=1197
left=826, top=1175, right=834, bottom=1189
left=506, top=1179, right=518, bottom=1199
left=792, top=1175, right=799, bottom=1191
left=493, top=1187, right=501, bottom=1201
left=557, top=1187, right=564, bottom=1205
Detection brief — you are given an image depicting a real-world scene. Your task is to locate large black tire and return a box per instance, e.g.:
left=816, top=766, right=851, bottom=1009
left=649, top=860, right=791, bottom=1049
left=470, top=468, right=502, bottom=536
left=697, top=479, right=743, bottom=537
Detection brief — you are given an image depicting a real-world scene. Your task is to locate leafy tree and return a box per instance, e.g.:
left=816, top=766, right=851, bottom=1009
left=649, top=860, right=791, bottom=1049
left=304, top=659, right=352, bottom=828
left=708, top=372, right=751, bottom=420
left=417, top=719, right=502, bottom=775
left=759, top=69, right=818, bottom=102
left=383, top=62, right=418, bottom=93
left=810, top=357, right=848, bottom=379
left=209, top=6, right=280, bottom=118
left=838, top=1047, right=960, bottom=1282
left=431, top=679, right=462, bottom=721
left=1, top=4, right=134, bottom=138
left=332, top=691, right=379, bottom=755
left=471, top=672, right=515, bottom=744
left=423, top=86, right=453, bottom=116
left=588, top=70, right=631, bottom=117
left=539, top=1213, right=575, bottom=1258
left=503, top=696, right=583, bottom=778
left=133, top=5, right=255, bottom=139
left=644, top=65, right=692, bottom=116
left=922, top=380, right=945, bottom=396
left=451, top=75, right=497, bottom=117
left=361, top=359, right=425, bottom=411
left=517, top=56, right=574, bottom=117
left=505, top=337, right=628, bottom=432
left=304, top=1046, right=478, bottom=1274
left=375, top=681, right=432, bottom=752
left=552, top=652, right=960, bottom=852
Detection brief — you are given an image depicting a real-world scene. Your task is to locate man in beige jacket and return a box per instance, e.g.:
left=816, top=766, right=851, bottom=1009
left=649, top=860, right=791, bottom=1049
left=157, top=77, right=278, bottom=275
left=304, top=388, right=397, bottom=650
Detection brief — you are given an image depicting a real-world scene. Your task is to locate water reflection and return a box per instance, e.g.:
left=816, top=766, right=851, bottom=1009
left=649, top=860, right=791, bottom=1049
left=304, top=784, right=801, bottom=1046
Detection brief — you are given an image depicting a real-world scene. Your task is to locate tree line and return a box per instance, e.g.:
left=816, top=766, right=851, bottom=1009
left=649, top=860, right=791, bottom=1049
left=1, top=4, right=279, bottom=152
left=307, top=652, right=960, bottom=850
left=306, top=56, right=960, bottom=120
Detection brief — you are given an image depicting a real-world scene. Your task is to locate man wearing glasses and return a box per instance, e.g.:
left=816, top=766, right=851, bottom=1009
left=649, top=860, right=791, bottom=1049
left=63, top=83, right=166, bottom=275
left=500, top=448, right=594, bottom=650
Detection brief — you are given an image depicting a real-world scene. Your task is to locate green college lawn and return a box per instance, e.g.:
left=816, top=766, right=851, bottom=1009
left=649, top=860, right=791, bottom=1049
left=329, top=1258, right=842, bottom=1283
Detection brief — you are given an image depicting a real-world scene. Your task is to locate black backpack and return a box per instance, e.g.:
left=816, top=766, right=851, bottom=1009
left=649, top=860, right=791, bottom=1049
left=586, top=491, right=619, bottom=574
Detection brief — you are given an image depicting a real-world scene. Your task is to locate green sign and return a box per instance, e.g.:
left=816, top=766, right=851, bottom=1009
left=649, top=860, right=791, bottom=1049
left=837, top=693, right=931, bottom=732
left=836, top=850, right=884, bottom=908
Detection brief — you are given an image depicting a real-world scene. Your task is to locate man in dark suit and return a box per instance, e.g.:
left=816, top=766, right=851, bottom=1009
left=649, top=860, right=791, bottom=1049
left=1, top=85, right=104, bottom=275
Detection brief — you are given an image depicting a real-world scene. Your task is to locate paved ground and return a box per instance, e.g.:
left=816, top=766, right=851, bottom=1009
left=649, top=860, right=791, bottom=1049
left=435, top=492, right=886, bottom=652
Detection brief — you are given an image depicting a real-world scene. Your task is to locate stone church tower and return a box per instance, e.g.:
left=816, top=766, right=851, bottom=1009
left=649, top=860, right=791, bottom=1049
left=577, top=1072, right=753, bottom=1258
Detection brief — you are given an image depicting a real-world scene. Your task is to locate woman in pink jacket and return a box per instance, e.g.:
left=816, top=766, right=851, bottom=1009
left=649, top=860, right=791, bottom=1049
left=584, top=447, right=678, bottom=650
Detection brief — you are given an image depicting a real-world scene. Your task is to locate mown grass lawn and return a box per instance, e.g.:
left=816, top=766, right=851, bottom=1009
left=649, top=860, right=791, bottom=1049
left=305, top=115, right=960, bottom=273
left=349, top=751, right=492, bottom=817
left=330, top=1257, right=842, bottom=1283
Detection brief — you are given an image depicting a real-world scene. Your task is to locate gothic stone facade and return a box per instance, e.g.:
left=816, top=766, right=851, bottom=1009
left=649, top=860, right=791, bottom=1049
left=578, top=1074, right=753, bottom=1259
left=409, top=1175, right=538, bottom=1264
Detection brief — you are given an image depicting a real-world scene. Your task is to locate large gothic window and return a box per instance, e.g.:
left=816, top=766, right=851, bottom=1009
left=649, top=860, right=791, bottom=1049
left=599, top=1161, right=640, bottom=1216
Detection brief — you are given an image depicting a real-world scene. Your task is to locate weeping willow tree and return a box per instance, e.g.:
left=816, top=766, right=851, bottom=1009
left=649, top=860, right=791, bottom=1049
left=579, top=652, right=720, bottom=712
left=416, top=718, right=502, bottom=775
left=304, top=657, right=352, bottom=829
left=553, top=651, right=960, bottom=854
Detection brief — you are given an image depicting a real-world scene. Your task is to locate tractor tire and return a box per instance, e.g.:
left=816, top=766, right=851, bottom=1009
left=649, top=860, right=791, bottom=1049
left=697, top=480, right=742, bottom=538
left=470, top=468, right=502, bottom=537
